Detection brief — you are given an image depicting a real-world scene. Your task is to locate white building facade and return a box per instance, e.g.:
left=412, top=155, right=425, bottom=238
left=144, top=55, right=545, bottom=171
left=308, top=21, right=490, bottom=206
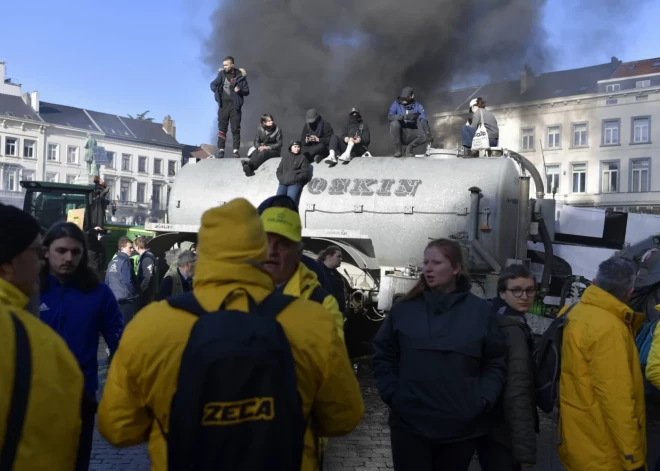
left=0, top=61, right=182, bottom=223
left=433, top=57, right=660, bottom=212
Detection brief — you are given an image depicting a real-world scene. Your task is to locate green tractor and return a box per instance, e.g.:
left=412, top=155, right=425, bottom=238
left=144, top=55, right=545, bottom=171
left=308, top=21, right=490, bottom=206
left=20, top=180, right=155, bottom=269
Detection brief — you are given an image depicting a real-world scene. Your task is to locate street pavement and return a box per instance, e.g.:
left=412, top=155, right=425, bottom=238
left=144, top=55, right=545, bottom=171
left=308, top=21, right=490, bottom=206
left=91, top=343, right=660, bottom=471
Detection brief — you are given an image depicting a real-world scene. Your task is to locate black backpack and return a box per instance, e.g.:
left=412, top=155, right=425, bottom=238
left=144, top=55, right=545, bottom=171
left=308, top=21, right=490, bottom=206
left=164, top=290, right=306, bottom=471
left=532, top=304, right=577, bottom=414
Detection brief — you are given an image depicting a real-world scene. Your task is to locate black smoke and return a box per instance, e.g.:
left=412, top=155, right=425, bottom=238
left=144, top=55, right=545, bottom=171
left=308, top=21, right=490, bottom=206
left=204, top=0, right=550, bottom=154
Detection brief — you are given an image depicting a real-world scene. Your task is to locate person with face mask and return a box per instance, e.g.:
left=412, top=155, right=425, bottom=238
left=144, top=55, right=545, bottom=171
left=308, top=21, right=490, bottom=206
left=243, top=113, right=283, bottom=177
left=388, top=86, right=433, bottom=157
left=557, top=257, right=647, bottom=471
left=0, top=204, right=85, bottom=471
left=462, top=97, right=499, bottom=153
left=327, top=108, right=371, bottom=164
left=301, top=108, right=337, bottom=164
left=477, top=264, right=538, bottom=471
left=372, top=238, right=506, bottom=471
left=39, top=222, right=124, bottom=471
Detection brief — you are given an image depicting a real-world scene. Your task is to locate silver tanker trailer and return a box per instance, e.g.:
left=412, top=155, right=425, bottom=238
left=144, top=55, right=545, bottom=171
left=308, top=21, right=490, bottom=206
left=146, top=149, right=559, bottom=329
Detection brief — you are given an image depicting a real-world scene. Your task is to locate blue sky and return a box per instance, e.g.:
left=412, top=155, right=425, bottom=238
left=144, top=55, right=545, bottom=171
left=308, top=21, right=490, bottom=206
left=0, top=0, right=658, bottom=146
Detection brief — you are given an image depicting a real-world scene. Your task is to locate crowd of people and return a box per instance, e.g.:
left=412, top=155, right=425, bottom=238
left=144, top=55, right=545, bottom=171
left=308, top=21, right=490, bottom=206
left=2, top=193, right=658, bottom=470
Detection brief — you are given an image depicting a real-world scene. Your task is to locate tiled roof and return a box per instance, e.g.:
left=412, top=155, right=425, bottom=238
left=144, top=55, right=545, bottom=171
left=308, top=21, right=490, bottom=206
left=432, top=59, right=622, bottom=114
left=39, top=102, right=98, bottom=130
left=611, top=58, right=660, bottom=79
left=0, top=94, right=42, bottom=122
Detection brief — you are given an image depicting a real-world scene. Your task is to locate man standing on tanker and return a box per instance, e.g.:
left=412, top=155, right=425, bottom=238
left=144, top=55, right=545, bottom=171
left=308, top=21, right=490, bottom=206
left=210, top=56, right=250, bottom=158
left=388, top=86, right=433, bottom=157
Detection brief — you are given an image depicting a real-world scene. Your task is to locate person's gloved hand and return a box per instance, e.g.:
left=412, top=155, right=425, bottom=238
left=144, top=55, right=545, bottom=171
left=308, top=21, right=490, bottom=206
left=392, top=114, right=404, bottom=121
left=407, top=113, right=420, bottom=121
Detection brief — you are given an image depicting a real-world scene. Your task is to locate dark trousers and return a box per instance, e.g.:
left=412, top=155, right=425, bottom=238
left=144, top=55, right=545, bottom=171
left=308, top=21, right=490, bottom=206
left=476, top=439, right=520, bottom=471
left=390, top=427, right=477, bottom=471
left=217, top=103, right=242, bottom=151
left=119, top=301, right=138, bottom=325
left=247, top=149, right=280, bottom=170
left=75, top=394, right=98, bottom=471
left=390, top=120, right=428, bottom=149
left=302, top=142, right=329, bottom=161
left=276, top=183, right=303, bottom=207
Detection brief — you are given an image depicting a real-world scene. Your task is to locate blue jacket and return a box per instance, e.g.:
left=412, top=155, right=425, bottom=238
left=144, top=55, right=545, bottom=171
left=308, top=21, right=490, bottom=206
left=105, top=252, right=138, bottom=303
left=40, top=274, right=124, bottom=394
left=387, top=100, right=428, bottom=127
left=372, top=278, right=506, bottom=443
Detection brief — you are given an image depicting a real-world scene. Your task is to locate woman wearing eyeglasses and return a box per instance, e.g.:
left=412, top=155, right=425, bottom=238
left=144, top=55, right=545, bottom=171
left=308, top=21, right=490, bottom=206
left=477, top=264, right=539, bottom=471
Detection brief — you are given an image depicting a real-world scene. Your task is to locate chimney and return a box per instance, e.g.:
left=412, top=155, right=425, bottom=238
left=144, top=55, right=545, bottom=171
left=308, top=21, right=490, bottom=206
left=30, top=91, right=39, bottom=113
left=521, top=64, right=535, bottom=94
left=611, top=56, right=620, bottom=65
left=162, top=114, right=176, bottom=138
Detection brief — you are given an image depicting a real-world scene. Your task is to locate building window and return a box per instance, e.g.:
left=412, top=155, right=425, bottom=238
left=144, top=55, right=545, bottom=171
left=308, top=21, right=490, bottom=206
left=601, top=161, right=618, bottom=193
left=152, top=184, right=162, bottom=206
left=632, top=117, right=650, bottom=143
left=48, top=144, right=59, bottom=161
left=168, top=160, right=177, bottom=177
left=120, top=180, right=131, bottom=202
left=5, top=172, right=16, bottom=191
left=67, top=146, right=79, bottom=164
left=23, top=140, right=36, bottom=158
left=154, top=159, right=163, bottom=175
left=66, top=174, right=77, bottom=184
left=636, top=80, right=651, bottom=88
left=121, top=154, right=132, bottom=171
left=138, top=156, right=148, bottom=173
left=572, top=123, right=588, bottom=147
left=105, top=178, right=115, bottom=199
left=605, top=84, right=620, bottom=92
left=631, top=159, right=651, bottom=193
left=137, top=183, right=146, bottom=203
left=606, top=99, right=618, bottom=105
left=636, top=95, right=649, bottom=102
left=547, top=126, right=561, bottom=149
left=22, top=170, right=35, bottom=182
left=105, top=152, right=115, bottom=168
left=571, top=163, right=587, bottom=193
left=5, top=137, right=17, bottom=156
left=602, top=119, right=620, bottom=146
left=46, top=172, right=58, bottom=183
left=521, top=128, right=535, bottom=151
left=546, top=165, right=560, bottom=194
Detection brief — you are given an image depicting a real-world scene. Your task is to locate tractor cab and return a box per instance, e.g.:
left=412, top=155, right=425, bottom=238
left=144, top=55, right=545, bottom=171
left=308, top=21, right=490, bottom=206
left=21, top=180, right=97, bottom=232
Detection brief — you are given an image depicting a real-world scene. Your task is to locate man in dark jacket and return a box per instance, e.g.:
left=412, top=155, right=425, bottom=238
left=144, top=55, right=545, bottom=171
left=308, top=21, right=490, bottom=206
left=135, top=236, right=158, bottom=308
left=209, top=56, right=250, bottom=158
left=105, top=236, right=139, bottom=324
left=328, top=108, right=371, bottom=163
left=478, top=264, right=538, bottom=470
left=87, top=180, right=110, bottom=274
left=301, top=108, right=337, bottom=164
left=40, top=221, right=124, bottom=471
left=243, top=113, right=283, bottom=177
left=388, top=86, right=433, bottom=157
left=156, top=249, right=196, bottom=300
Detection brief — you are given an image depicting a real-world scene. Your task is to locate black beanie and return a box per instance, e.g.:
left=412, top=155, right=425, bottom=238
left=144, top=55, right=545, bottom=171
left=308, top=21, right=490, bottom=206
left=0, top=203, right=41, bottom=265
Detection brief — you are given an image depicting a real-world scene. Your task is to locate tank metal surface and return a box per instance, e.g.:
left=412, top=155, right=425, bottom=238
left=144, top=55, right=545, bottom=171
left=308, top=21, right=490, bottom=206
left=167, top=154, right=522, bottom=273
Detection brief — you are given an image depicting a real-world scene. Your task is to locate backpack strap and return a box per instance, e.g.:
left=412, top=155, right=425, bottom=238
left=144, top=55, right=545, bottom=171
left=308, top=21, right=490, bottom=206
left=255, top=292, right=297, bottom=318
left=309, top=286, right=328, bottom=305
left=167, top=292, right=207, bottom=317
left=0, top=313, right=32, bottom=471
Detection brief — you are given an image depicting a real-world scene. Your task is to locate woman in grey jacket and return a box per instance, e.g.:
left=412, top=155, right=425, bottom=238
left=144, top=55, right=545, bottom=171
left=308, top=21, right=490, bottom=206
left=462, top=97, right=499, bottom=150
left=372, top=238, right=507, bottom=471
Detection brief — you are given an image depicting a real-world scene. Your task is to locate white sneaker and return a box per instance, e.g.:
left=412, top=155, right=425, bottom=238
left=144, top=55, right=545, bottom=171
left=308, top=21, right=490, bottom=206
left=338, top=152, right=352, bottom=162
left=326, top=152, right=338, bottom=164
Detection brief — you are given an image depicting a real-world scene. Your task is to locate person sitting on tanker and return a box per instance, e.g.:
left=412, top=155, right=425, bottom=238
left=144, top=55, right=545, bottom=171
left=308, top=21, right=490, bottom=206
left=301, top=108, right=337, bottom=164
left=259, top=201, right=345, bottom=341
left=388, top=86, right=433, bottom=157
left=276, top=141, right=309, bottom=207
left=243, top=113, right=283, bottom=177
left=327, top=108, right=371, bottom=164
left=462, top=97, right=499, bottom=151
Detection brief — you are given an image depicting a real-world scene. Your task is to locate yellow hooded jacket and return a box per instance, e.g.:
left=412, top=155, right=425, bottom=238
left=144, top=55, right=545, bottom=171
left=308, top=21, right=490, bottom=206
left=558, top=285, right=646, bottom=471
left=0, top=278, right=83, bottom=471
left=644, top=305, right=660, bottom=388
left=97, top=198, right=364, bottom=471
left=283, top=261, right=345, bottom=340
